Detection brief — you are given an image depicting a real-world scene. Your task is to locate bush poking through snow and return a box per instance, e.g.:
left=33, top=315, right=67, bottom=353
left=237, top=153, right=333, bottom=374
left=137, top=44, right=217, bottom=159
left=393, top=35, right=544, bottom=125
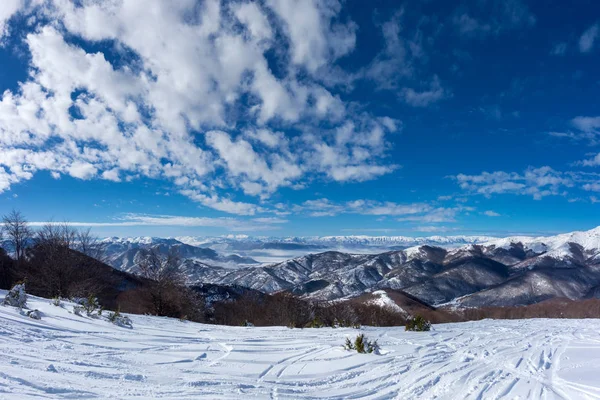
left=344, top=334, right=379, bottom=354
left=306, top=317, right=326, bottom=328
left=405, top=315, right=432, bottom=332
left=51, top=296, right=62, bottom=307
left=73, top=294, right=103, bottom=317
left=3, top=283, right=27, bottom=308
left=108, top=308, right=133, bottom=328
left=24, top=309, right=41, bottom=320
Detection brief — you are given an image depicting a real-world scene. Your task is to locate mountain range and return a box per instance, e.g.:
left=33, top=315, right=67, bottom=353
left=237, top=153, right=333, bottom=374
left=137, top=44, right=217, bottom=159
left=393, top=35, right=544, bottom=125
left=101, top=227, right=600, bottom=308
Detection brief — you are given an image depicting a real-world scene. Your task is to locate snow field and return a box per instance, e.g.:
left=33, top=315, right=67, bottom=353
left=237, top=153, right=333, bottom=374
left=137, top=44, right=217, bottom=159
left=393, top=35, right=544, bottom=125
left=0, top=291, right=599, bottom=399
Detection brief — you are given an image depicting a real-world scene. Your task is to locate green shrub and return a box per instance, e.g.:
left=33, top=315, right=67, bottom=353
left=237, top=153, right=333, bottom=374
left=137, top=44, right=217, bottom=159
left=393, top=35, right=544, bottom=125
left=108, top=307, right=133, bottom=328
left=405, top=315, right=432, bottom=332
left=306, top=317, right=326, bottom=328
left=73, top=294, right=102, bottom=316
left=343, top=333, right=379, bottom=354
left=51, top=296, right=61, bottom=307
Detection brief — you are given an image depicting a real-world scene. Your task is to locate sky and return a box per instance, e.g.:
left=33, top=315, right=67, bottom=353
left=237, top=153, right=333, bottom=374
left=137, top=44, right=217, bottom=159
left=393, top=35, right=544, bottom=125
left=0, top=0, right=599, bottom=238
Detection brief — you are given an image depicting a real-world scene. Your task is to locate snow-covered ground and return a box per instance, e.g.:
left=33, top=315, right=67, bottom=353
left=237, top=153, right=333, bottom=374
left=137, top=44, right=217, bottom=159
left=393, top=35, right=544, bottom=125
left=1, top=292, right=600, bottom=399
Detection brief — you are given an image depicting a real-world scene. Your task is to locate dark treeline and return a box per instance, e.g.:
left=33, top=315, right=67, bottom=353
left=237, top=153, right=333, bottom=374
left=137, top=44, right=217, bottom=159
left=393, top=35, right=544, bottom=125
left=0, top=210, right=202, bottom=321
left=209, top=292, right=600, bottom=328
left=3, top=209, right=600, bottom=328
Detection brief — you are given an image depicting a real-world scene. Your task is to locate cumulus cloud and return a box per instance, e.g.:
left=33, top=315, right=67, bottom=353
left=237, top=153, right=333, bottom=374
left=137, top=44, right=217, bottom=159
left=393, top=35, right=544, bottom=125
left=0, top=0, right=398, bottom=215
left=548, top=115, right=600, bottom=145
left=454, top=166, right=600, bottom=200
left=572, top=116, right=600, bottom=133
left=0, top=0, right=21, bottom=39
left=579, top=153, right=600, bottom=167
left=396, top=207, right=472, bottom=223
left=303, top=116, right=400, bottom=182
left=583, top=183, right=600, bottom=192
left=292, top=198, right=469, bottom=224
left=266, top=0, right=357, bottom=73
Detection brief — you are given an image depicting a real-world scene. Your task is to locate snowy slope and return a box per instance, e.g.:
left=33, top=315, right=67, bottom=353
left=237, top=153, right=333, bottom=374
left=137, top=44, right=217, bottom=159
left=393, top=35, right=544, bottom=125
left=174, top=234, right=497, bottom=248
left=480, top=226, right=600, bottom=261
left=1, top=292, right=600, bottom=399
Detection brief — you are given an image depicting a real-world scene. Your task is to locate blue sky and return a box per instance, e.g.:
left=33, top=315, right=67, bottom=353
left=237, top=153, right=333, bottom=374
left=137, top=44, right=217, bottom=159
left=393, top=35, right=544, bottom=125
left=0, top=0, right=599, bottom=238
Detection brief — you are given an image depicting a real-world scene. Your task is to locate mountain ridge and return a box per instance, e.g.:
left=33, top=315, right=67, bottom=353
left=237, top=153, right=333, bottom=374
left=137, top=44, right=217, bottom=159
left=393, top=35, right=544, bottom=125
left=100, top=226, right=600, bottom=308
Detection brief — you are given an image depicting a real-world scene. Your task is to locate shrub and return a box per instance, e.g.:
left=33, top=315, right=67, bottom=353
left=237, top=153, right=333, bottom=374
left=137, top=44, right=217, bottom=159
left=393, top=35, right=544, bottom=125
left=24, top=309, right=41, bottom=320
left=51, top=296, right=62, bottom=307
left=405, top=315, right=432, bottom=332
left=305, top=317, right=326, bottom=328
left=72, top=294, right=103, bottom=317
left=3, top=283, right=27, bottom=308
left=344, top=333, right=379, bottom=354
left=108, top=308, right=133, bottom=328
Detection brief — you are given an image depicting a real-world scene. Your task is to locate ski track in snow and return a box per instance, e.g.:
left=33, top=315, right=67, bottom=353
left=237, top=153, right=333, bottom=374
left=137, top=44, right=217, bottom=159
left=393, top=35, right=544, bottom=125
left=0, top=293, right=600, bottom=399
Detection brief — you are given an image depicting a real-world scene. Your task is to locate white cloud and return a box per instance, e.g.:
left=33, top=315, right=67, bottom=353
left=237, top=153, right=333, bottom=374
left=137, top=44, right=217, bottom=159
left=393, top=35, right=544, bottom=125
left=579, top=23, right=599, bottom=53
left=397, top=207, right=469, bottom=223
left=101, top=168, right=121, bottom=182
left=0, top=0, right=398, bottom=215
left=414, top=225, right=459, bottom=233
left=579, top=153, right=600, bottom=167
left=572, top=116, right=600, bottom=133
left=583, top=183, right=600, bottom=192
left=483, top=210, right=501, bottom=217
left=179, top=190, right=264, bottom=216
left=549, top=115, right=600, bottom=145
left=361, top=10, right=449, bottom=107
left=454, top=166, right=600, bottom=200
left=266, top=0, right=357, bottom=73
left=304, top=116, right=400, bottom=182
left=401, top=76, right=448, bottom=107
left=28, top=213, right=285, bottom=232
left=205, top=130, right=302, bottom=196
left=233, top=2, right=273, bottom=42
left=68, top=161, right=97, bottom=180
left=0, top=0, right=21, bottom=39
left=453, top=0, right=535, bottom=38
left=253, top=217, right=288, bottom=224
left=293, top=198, right=465, bottom=223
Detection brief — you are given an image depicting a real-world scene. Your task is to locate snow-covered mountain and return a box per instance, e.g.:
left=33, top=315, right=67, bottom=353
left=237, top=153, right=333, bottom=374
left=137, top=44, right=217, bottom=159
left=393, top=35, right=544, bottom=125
left=174, top=234, right=497, bottom=251
left=101, top=237, right=260, bottom=275
left=100, top=234, right=497, bottom=271
left=100, top=227, right=600, bottom=308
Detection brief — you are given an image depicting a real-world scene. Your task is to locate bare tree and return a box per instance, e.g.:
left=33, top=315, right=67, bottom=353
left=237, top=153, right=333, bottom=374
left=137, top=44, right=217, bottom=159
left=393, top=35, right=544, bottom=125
left=75, top=228, right=107, bottom=262
left=26, top=222, right=108, bottom=298
left=2, top=210, right=32, bottom=266
left=35, top=221, right=77, bottom=248
left=138, top=248, right=186, bottom=316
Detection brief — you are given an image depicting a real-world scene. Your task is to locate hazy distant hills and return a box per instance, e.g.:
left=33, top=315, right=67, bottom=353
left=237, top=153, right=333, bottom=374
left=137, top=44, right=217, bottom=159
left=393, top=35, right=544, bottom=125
left=100, top=227, right=600, bottom=308
left=102, top=234, right=496, bottom=265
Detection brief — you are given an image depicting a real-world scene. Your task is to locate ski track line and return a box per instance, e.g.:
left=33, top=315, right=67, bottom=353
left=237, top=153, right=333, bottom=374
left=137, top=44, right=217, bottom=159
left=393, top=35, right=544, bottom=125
left=1, top=296, right=600, bottom=399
